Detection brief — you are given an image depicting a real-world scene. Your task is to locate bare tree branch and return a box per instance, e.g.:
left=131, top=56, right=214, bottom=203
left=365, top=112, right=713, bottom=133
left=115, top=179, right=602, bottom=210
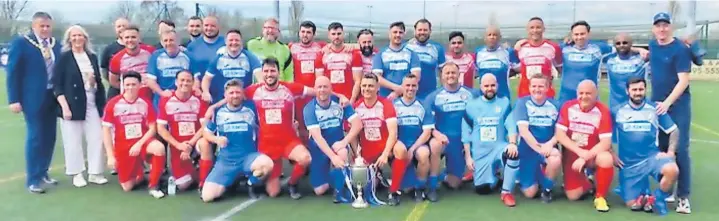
left=289, top=0, right=304, bottom=35
left=105, top=0, right=137, bottom=23
left=0, top=0, right=30, bottom=37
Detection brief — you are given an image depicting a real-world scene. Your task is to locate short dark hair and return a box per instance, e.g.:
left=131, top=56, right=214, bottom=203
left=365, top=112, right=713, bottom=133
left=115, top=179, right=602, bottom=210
left=226, top=29, right=242, bottom=36
left=32, top=12, right=52, bottom=20
left=262, top=57, right=280, bottom=69
left=570, top=20, right=591, bottom=32
left=300, top=20, right=317, bottom=33
left=123, top=25, right=140, bottom=33
left=414, top=18, right=432, bottom=30
left=159, top=19, right=175, bottom=28
left=357, top=29, right=374, bottom=39
left=362, top=73, right=378, bottom=83
left=389, top=21, right=405, bottom=31
left=175, top=69, right=193, bottom=79
left=328, top=22, right=343, bottom=31
left=122, top=71, right=142, bottom=82
left=448, top=31, right=464, bottom=41
left=404, top=74, right=418, bottom=80
left=188, top=16, right=202, bottom=21
left=626, top=77, right=646, bottom=89
left=529, top=17, right=544, bottom=23
left=224, top=79, right=244, bottom=90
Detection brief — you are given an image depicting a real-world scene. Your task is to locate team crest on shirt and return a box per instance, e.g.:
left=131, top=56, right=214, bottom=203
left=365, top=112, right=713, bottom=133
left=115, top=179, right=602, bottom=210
left=460, top=93, right=468, bottom=100
left=495, top=106, right=501, bottom=113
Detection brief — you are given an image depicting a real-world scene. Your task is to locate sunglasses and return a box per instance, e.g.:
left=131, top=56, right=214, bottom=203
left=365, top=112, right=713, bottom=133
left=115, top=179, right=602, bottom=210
left=615, top=41, right=630, bottom=45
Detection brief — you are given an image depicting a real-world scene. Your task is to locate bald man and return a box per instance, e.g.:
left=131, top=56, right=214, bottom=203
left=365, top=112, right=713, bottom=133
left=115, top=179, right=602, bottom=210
left=186, top=15, right=225, bottom=92
left=303, top=76, right=363, bottom=201
left=462, top=73, right=520, bottom=207
left=604, top=34, right=649, bottom=109
left=101, top=17, right=130, bottom=99
left=556, top=80, right=615, bottom=212
left=474, top=26, right=519, bottom=98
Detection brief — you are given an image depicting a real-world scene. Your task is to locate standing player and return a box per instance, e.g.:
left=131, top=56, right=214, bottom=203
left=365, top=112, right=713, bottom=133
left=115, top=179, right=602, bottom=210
left=372, top=21, right=421, bottom=100
left=392, top=74, right=434, bottom=202
left=356, top=29, right=378, bottom=75
left=425, top=62, right=481, bottom=201
left=315, top=22, right=363, bottom=103
left=289, top=21, right=325, bottom=145
left=247, top=18, right=293, bottom=82
left=201, top=79, right=274, bottom=202
left=445, top=31, right=476, bottom=88
left=513, top=74, right=562, bottom=203
left=649, top=12, right=693, bottom=214
left=202, top=29, right=262, bottom=104
left=156, top=70, right=208, bottom=192
left=556, top=80, right=615, bottom=212
left=303, top=76, right=362, bottom=200
left=613, top=77, right=680, bottom=215
left=557, top=21, right=612, bottom=105
left=101, top=71, right=167, bottom=198
left=604, top=33, right=648, bottom=109
left=405, top=19, right=445, bottom=100
left=353, top=73, right=408, bottom=206
left=182, top=16, right=203, bottom=47
left=101, top=17, right=129, bottom=99
left=186, top=15, right=225, bottom=91
left=109, top=25, right=155, bottom=102
left=147, top=30, right=198, bottom=108
left=475, top=26, right=519, bottom=99
left=462, top=74, right=520, bottom=207
left=514, top=17, right=561, bottom=98
left=246, top=57, right=347, bottom=199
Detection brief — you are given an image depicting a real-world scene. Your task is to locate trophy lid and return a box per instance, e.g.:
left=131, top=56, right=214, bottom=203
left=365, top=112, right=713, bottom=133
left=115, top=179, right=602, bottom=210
left=353, top=157, right=366, bottom=166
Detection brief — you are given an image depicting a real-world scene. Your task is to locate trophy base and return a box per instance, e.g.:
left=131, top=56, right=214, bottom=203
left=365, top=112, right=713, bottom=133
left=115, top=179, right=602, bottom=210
left=352, top=199, right=369, bottom=209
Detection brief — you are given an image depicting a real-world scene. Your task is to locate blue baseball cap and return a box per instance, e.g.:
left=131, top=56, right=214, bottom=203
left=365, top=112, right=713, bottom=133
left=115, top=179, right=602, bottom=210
left=653, top=12, right=671, bottom=25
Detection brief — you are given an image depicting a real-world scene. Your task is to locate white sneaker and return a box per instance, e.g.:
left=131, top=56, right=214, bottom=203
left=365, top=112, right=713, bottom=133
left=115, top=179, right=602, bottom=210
left=665, top=194, right=676, bottom=203
left=676, top=198, right=691, bottom=214
left=149, top=189, right=166, bottom=199
left=88, top=174, right=108, bottom=185
left=73, top=174, right=87, bottom=187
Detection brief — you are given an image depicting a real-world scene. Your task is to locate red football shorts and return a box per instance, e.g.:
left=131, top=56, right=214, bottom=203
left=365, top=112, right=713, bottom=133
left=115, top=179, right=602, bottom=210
left=360, top=144, right=384, bottom=165
left=562, top=149, right=594, bottom=191
left=114, top=139, right=153, bottom=184
left=261, top=135, right=303, bottom=179
left=169, top=145, right=197, bottom=185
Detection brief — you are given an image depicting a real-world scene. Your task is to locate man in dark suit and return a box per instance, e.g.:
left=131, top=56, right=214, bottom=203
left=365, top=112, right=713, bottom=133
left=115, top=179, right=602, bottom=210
left=6, top=11, right=62, bottom=194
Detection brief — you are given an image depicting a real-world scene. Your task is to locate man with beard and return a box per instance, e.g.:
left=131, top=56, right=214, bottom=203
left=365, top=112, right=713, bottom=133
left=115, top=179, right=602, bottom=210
left=604, top=33, right=648, bottom=109
left=445, top=31, right=475, bottom=88
left=475, top=26, right=519, bottom=98
left=405, top=19, right=446, bottom=100
left=315, top=22, right=363, bottom=104
left=513, top=74, right=562, bottom=203
left=153, top=20, right=175, bottom=50
left=612, top=77, right=680, bottom=216
left=289, top=21, right=325, bottom=145
left=109, top=25, right=155, bottom=102
left=514, top=17, right=561, bottom=99
left=462, top=73, right=520, bottom=207
left=246, top=57, right=347, bottom=199
left=247, top=18, right=293, bottom=82
left=372, top=21, right=421, bottom=100
left=392, top=74, right=434, bottom=202
left=303, top=76, right=362, bottom=200
left=556, top=80, right=614, bottom=212
left=649, top=13, right=694, bottom=214
left=147, top=30, right=199, bottom=108
left=182, top=16, right=203, bottom=47
left=202, top=29, right=262, bottom=104
left=424, top=63, right=481, bottom=201
left=186, top=15, right=225, bottom=92
left=201, top=79, right=274, bottom=202
left=101, top=17, right=129, bottom=99
left=157, top=70, right=208, bottom=192
left=356, top=29, right=378, bottom=75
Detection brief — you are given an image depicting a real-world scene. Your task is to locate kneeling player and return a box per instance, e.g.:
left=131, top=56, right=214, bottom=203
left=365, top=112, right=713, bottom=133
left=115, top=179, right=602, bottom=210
left=157, top=70, right=208, bottom=192
left=462, top=74, right=520, bottom=207
left=613, top=78, right=679, bottom=215
left=201, top=80, right=274, bottom=202
left=556, top=80, right=615, bottom=212
left=514, top=74, right=562, bottom=203
left=303, top=76, right=363, bottom=200
left=102, top=71, right=167, bottom=199
left=354, top=74, right=407, bottom=206
left=392, top=74, right=434, bottom=202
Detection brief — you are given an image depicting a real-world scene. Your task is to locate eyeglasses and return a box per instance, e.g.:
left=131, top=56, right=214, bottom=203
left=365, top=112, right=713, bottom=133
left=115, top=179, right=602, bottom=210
left=615, top=41, right=630, bottom=45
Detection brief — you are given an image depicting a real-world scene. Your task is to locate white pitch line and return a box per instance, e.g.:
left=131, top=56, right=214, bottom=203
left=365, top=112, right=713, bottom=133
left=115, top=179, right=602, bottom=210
left=691, top=138, right=719, bottom=144
left=203, top=177, right=291, bottom=221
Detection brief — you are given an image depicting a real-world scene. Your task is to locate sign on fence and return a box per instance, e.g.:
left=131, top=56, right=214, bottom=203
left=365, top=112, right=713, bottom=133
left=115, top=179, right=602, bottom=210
left=691, top=59, right=719, bottom=80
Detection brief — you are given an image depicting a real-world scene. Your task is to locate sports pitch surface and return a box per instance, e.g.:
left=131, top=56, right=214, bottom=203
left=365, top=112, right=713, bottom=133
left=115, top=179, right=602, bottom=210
left=0, top=71, right=718, bottom=221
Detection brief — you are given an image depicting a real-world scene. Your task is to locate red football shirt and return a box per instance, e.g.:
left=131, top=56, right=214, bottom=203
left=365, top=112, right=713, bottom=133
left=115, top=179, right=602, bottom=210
left=315, top=45, right=363, bottom=99
left=246, top=82, right=308, bottom=139
left=445, top=52, right=476, bottom=88
left=157, top=92, right=208, bottom=142
left=358, top=49, right=378, bottom=75
left=353, top=97, right=397, bottom=153
left=102, top=95, right=156, bottom=146
left=289, top=41, right=326, bottom=87
left=109, top=44, right=155, bottom=99
left=516, top=40, right=561, bottom=98
left=556, top=99, right=612, bottom=150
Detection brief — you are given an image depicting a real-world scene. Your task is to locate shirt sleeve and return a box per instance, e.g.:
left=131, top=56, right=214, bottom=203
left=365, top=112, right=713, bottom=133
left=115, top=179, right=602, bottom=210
left=109, top=53, right=121, bottom=75
left=508, top=48, right=521, bottom=69
left=314, top=51, right=325, bottom=73
left=146, top=51, right=159, bottom=80
left=371, top=51, right=383, bottom=75
left=204, top=55, right=219, bottom=78
left=157, top=97, right=169, bottom=125
left=351, top=50, right=363, bottom=72
left=303, top=103, right=320, bottom=130
left=556, top=103, right=570, bottom=131
left=503, top=100, right=518, bottom=136
left=436, top=44, right=447, bottom=67
left=146, top=101, right=157, bottom=124
left=409, top=51, right=422, bottom=73
left=599, top=42, right=614, bottom=55
left=514, top=98, right=530, bottom=126
left=281, top=46, right=294, bottom=82
left=205, top=109, right=218, bottom=133
left=675, top=43, right=692, bottom=74
left=461, top=111, right=472, bottom=145
left=288, top=82, right=308, bottom=97
left=422, top=104, right=435, bottom=129
left=597, top=106, right=613, bottom=139
left=100, top=45, right=112, bottom=69
left=102, top=100, right=115, bottom=127
left=383, top=99, right=397, bottom=121
left=343, top=105, right=358, bottom=123
left=552, top=43, right=563, bottom=67
left=422, top=92, right=436, bottom=119
left=658, top=112, right=677, bottom=133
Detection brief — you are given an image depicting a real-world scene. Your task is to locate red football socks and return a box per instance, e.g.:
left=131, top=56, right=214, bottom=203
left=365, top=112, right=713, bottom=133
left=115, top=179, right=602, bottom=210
left=390, top=158, right=408, bottom=193
left=289, top=164, right=306, bottom=185
left=199, top=159, right=214, bottom=188
left=595, top=166, right=614, bottom=198
left=149, top=155, right=166, bottom=189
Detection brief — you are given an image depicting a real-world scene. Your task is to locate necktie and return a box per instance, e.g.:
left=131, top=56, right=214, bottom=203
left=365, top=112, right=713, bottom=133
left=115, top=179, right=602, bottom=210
left=43, top=38, right=54, bottom=89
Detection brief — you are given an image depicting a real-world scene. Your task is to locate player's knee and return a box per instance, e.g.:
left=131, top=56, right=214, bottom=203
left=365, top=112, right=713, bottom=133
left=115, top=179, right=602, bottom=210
left=314, top=184, right=329, bottom=196
left=120, top=182, right=134, bottom=192
left=292, top=146, right=312, bottom=166
left=565, top=190, right=584, bottom=201
left=266, top=183, right=281, bottom=197
left=547, top=154, right=562, bottom=168
left=429, top=138, right=443, bottom=150
left=147, top=140, right=165, bottom=156
left=394, top=141, right=407, bottom=150
left=522, top=185, right=538, bottom=198
left=416, top=147, right=430, bottom=162
left=595, top=151, right=614, bottom=167
left=662, top=163, right=679, bottom=178
left=393, top=145, right=408, bottom=159
left=201, top=188, right=221, bottom=203
left=474, top=184, right=493, bottom=195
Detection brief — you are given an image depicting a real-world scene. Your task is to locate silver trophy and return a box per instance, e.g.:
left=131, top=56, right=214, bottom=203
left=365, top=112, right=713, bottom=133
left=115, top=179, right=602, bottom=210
left=350, top=146, right=370, bottom=209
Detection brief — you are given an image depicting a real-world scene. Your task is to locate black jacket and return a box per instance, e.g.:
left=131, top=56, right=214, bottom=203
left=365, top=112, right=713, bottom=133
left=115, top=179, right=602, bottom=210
left=51, top=50, right=106, bottom=120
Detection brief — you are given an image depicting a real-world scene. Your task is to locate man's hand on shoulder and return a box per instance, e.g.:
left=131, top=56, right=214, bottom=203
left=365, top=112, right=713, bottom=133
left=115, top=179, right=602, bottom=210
left=9, top=103, right=22, bottom=114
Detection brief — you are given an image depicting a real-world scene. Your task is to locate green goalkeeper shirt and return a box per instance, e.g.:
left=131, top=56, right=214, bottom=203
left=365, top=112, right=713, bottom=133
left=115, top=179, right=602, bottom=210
left=246, top=37, right=293, bottom=82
